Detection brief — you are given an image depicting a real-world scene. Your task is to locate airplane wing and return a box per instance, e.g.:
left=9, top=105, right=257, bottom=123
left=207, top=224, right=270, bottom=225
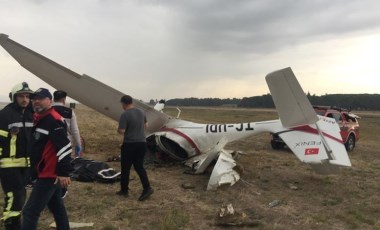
left=0, top=33, right=170, bottom=135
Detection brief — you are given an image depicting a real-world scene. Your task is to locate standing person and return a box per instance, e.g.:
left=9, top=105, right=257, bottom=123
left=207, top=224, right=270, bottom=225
left=0, top=82, right=34, bottom=230
left=117, top=95, right=153, bottom=201
left=21, top=88, right=73, bottom=230
left=53, top=90, right=82, bottom=157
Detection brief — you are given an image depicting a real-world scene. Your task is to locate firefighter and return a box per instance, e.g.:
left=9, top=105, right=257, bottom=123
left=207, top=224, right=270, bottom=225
left=0, top=82, right=34, bottom=229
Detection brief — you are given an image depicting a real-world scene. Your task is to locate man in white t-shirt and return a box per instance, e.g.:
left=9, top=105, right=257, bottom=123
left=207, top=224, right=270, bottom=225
left=53, top=90, right=82, bottom=157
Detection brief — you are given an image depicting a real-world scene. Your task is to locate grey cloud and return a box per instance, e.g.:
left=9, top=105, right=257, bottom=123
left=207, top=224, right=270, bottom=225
left=157, top=0, right=380, bottom=54
left=1, top=0, right=380, bottom=101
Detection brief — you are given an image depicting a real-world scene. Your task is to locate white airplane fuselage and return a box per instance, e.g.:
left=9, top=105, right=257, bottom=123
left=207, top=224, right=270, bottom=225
left=151, top=118, right=282, bottom=160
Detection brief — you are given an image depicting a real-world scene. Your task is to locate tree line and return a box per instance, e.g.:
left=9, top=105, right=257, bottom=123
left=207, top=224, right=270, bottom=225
left=161, top=93, right=380, bottom=110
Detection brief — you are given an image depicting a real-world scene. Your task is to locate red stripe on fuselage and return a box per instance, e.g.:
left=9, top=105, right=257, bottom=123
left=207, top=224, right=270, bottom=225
left=160, top=127, right=201, bottom=155
left=291, top=125, right=343, bottom=143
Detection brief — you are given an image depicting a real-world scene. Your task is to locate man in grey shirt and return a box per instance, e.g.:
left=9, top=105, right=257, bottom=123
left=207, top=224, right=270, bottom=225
left=117, top=95, right=153, bottom=201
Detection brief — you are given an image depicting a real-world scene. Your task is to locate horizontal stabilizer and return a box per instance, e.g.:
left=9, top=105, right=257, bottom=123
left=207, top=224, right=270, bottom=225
left=279, top=116, right=351, bottom=168
left=266, top=67, right=318, bottom=128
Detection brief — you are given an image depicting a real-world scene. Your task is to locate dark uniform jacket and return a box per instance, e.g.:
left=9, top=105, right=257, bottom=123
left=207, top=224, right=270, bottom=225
left=31, top=108, right=73, bottom=179
left=0, top=103, right=33, bottom=168
left=53, top=105, right=72, bottom=120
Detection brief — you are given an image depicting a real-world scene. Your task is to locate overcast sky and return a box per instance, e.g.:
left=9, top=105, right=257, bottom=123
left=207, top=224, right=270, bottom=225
left=1, top=0, right=380, bottom=102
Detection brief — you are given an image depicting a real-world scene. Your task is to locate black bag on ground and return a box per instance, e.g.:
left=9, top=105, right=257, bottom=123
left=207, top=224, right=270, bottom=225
left=70, top=157, right=121, bottom=183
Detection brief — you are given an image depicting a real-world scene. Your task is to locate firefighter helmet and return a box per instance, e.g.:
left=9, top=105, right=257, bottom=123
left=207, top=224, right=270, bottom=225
left=9, top=82, right=34, bottom=102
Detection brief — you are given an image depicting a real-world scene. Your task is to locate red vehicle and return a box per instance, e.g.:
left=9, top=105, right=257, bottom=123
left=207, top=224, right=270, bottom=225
left=271, top=106, right=360, bottom=151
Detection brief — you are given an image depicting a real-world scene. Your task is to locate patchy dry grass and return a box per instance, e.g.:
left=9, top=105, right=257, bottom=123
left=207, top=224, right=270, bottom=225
left=1, top=105, right=380, bottom=229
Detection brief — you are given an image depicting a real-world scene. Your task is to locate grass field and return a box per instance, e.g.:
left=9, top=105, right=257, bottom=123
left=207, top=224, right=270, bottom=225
left=1, top=105, right=380, bottom=229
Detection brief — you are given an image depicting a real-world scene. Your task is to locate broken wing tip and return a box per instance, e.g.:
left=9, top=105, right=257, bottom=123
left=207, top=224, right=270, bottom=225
left=0, top=33, right=9, bottom=43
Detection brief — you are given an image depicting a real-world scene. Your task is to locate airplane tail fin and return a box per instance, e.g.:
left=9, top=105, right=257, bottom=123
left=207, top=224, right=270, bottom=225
left=266, top=68, right=351, bottom=173
left=266, top=67, right=318, bottom=128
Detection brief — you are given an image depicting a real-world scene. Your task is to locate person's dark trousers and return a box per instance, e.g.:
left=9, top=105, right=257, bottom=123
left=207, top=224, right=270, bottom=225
left=120, top=142, right=150, bottom=192
left=21, top=178, right=69, bottom=230
left=0, top=167, right=28, bottom=230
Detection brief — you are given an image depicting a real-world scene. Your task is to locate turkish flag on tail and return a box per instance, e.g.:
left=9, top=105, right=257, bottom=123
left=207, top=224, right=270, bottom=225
left=305, top=148, right=319, bottom=155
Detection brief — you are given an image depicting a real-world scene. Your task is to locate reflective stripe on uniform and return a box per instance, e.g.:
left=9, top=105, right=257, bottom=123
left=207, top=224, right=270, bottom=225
left=0, top=129, right=6, bottom=157
left=0, top=211, right=21, bottom=221
left=24, top=122, right=34, bottom=127
left=0, top=157, right=30, bottom=168
left=57, top=142, right=72, bottom=161
left=0, top=192, right=20, bottom=221
left=7, top=121, right=33, bottom=129
left=36, top=128, right=49, bottom=135
left=8, top=122, right=23, bottom=129
left=0, top=129, right=8, bottom=137
left=9, top=135, right=17, bottom=158
left=5, top=192, right=13, bottom=212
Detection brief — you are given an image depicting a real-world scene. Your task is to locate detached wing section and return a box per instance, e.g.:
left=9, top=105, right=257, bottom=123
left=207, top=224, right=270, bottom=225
left=0, top=34, right=169, bottom=135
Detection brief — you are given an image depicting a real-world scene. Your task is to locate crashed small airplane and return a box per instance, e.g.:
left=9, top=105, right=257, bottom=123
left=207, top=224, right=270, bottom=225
left=0, top=33, right=351, bottom=190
